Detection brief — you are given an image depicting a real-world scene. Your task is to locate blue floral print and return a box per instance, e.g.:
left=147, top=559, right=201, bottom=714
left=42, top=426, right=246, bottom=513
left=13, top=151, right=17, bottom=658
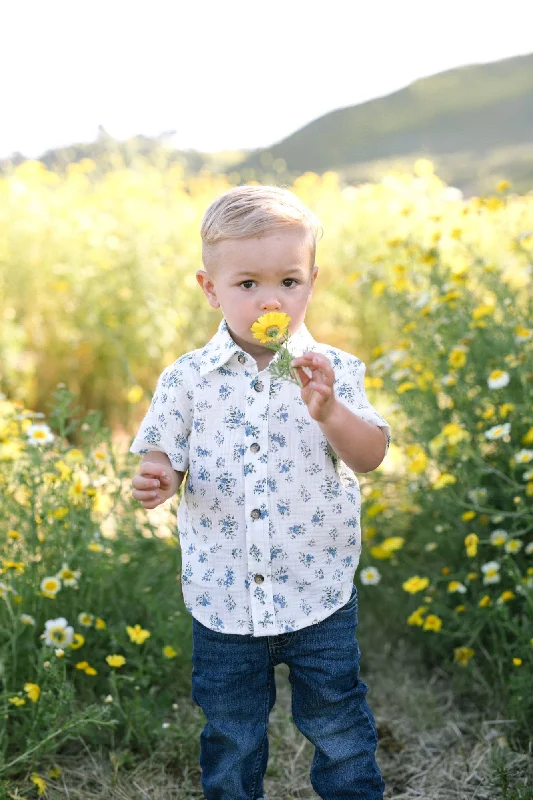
left=130, top=318, right=391, bottom=636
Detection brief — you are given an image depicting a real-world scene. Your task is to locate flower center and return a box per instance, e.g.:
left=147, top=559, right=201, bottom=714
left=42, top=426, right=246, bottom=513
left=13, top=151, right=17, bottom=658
left=266, top=326, right=280, bottom=339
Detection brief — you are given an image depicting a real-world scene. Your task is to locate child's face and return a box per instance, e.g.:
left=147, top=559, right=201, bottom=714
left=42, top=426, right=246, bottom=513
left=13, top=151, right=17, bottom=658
left=196, top=227, right=318, bottom=359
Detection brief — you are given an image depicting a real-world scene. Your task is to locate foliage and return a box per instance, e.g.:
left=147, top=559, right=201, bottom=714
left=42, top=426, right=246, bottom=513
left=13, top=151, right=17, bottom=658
left=0, top=388, right=194, bottom=782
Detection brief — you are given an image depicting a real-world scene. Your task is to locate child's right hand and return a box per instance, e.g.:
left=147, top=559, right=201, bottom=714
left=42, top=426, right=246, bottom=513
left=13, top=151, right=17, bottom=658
left=131, top=462, right=178, bottom=509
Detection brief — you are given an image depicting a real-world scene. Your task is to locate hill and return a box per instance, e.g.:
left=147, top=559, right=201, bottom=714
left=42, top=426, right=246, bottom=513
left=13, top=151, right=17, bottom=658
left=238, top=51, right=533, bottom=194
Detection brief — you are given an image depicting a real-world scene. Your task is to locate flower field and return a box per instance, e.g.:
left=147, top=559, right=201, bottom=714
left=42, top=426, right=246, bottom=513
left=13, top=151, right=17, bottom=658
left=1, top=156, right=532, bottom=792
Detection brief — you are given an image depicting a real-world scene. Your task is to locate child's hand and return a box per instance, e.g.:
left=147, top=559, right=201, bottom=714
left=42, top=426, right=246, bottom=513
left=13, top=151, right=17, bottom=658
left=290, top=353, right=336, bottom=423
left=131, top=461, right=178, bottom=509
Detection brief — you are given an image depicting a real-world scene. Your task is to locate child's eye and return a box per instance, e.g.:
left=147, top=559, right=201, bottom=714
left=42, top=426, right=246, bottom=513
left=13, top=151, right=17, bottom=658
left=240, top=280, right=256, bottom=289
left=282, top=278, right=298, bottom=287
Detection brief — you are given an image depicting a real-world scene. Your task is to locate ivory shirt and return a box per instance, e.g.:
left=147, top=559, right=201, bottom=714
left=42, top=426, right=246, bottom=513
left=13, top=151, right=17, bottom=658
left=130, top=318, right=391, bottom=636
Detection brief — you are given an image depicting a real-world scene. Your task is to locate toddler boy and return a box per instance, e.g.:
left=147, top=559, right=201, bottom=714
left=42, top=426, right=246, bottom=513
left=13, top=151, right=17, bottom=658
left=130, top=185, right=391, bottom=799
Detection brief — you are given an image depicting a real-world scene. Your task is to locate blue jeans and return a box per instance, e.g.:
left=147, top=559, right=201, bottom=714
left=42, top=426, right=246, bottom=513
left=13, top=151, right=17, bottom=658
left=191, top=584, right=385, bottom=799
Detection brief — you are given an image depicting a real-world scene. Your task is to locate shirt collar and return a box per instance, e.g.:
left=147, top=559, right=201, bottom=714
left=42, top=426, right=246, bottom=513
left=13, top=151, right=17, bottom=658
left=199, top=317, right=317, bottom=377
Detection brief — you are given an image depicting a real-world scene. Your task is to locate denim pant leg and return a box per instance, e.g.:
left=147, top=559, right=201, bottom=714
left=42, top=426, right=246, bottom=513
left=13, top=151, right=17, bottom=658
left=282, top=586, right=385, bottom=800
left=191, top=617, right=275, bottom=800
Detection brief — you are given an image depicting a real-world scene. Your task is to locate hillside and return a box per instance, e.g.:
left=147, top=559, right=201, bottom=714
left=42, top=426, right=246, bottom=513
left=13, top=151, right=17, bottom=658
left=238, top=51, right=533, bottom=194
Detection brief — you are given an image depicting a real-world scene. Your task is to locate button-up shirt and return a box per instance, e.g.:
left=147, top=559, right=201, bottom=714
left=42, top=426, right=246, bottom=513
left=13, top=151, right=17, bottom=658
left=129, top=318, right=391, bottom=637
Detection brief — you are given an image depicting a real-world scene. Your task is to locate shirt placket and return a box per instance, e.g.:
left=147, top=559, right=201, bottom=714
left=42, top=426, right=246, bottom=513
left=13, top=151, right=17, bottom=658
left=243, top=363, right=274, bottom=634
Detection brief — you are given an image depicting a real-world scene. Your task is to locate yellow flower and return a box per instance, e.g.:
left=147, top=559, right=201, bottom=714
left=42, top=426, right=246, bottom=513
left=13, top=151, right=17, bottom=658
left=454, top=646, right=475, bottom=666
left=522, top=427, right=533, bottom=445
left=449, top=349, right=467, bottom=368
left=462, top=511, right=476, bottom=521
left=48, top=766, right=62, bottom=778
left=406, top=444, right=428, bottom=474
left=85, top=666, right=98, bottom=676
left=423, top=614, right=442, bottom=632
left=88, top=543, right=103, bottom=552
left=126, top=624, right=151, bottom=645
left=251, top=312, right=291, bottom=344
left=432, top=473, right=456, bottom=490
left=106, top=654, right=126, bottom=668
left=513, top=658, right=522, bottom=666
left=397, top=381, right=417, bottom=394
left=30, top=773, right=47, bottom=796
left=163, top=645, right=178, bottom=658
left=441, top=423, right=469, bottom=445
left=70, top=633, right=85, bottom=650
left=8, top=696, right=25, bottom=706
left=371, top=280, right=387, bottom=297
left=499, top=591, right=515, bottom=603
left=7, top=529, right=21, bottom=540
left=402, top=576, right=430, bottom=594
left=499, top=403, right=515, bottom=418
left=95, top=617, right=106, bottom=630
left=465, top=533, right=479, bottom=557
left=479, top=595, right=491, bottom=607
left=24, top=683, right=40, bottom=702
left=407, top=606, right=427, bottom=626
left=369, top=536, right=404, bottom=560
left=75, top=661, right=89, bottom=670
left=127, top=385, right=144, bottom=403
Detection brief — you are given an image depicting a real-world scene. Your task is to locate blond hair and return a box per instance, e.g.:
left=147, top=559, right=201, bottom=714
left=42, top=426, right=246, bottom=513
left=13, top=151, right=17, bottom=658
left=201, top=185, right=323, bottom=270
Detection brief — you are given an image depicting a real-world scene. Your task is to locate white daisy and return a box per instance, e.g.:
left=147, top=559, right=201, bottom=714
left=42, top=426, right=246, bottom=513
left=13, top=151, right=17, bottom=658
left=441, top=374, right=457, bottom=386
left=481, top=561, right=501, bottom=585
left=43, top=617, right=74, bottom=647
left=525, top=542, right=533, bottom=555
left=40, top=576, right=61, bottom=597
left=56, top=563, right=81, bottom=587
left=487, top=370, right=510, bottom=390
left=484, top=423, right=511, bottom=440
left=467, top=488, right=488, bottom=504
left=504, top=539, right=523, bottom=555
left=490, top=529, right=508, bottom=546
left=20, top=614, right=36, bottom=625
left=360, top=567, right=381, bottom=585
left=515, top=449, right=533, bottom=464
left=522, top=469, right=533, bottom=481
left=26, top=423, right=55, bottom=446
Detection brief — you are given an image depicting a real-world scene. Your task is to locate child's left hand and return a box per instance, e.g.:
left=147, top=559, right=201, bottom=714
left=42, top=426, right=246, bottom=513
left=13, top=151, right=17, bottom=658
left=290, top=352, right=336, bottom=423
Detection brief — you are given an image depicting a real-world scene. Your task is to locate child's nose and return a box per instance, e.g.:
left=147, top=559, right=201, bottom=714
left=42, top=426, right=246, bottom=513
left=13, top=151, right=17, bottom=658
left=260, top=298, right=282, bottom=311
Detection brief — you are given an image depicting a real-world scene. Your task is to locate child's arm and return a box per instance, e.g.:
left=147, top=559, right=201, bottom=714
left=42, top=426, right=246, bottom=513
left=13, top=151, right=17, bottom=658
left=131, top=451, right=185, bottom=509
left=291, top=352, right=388, bottom=473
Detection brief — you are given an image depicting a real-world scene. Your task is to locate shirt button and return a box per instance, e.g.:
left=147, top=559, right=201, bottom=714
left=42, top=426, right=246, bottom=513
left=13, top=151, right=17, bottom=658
left=254, top=380, right=264, bottom=392
left=254, top=574, right=264, bottom=584
left=250, top=508, right=261, bottom=520
left=250, top=443, right=260, bottom=454
left=238, top=353, right=246, bottom=364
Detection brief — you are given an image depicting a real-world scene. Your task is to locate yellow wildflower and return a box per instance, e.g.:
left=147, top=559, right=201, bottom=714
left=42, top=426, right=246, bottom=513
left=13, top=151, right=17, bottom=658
left=8, top=696, right=25, bottom=706
left=24, top=683, right=40, bottom=702
left=251, top=312, right=291, bottom=343
left=126, top=624, right=151, bottom=645
left=106, top=654, right=126, bottom=668
left=402, top=576, right=430, bottom=594
left=423, top=614, right=442, bottom=632
left=454, top=646, right=475, bottom=666
left=407, top=606, right=427, bottom=626
left=30, top=773, right=47, bottom=796
left=465, top=533, right=479, bottom=557
left=163, top=645, right=178, bottom=658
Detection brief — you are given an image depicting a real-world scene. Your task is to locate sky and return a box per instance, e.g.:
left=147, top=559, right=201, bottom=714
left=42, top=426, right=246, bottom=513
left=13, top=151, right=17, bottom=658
left=2, top=0, right=532, bottom=159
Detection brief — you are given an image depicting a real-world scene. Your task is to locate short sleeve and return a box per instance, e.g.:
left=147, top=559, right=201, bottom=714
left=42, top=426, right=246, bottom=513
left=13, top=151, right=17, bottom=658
left=334, top=358, right=391, bottom=457
left=129, top=363, right=192, bottom=472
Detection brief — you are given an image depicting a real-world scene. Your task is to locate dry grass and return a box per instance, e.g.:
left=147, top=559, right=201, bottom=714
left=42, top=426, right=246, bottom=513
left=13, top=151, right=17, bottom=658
left=35, top=635, right=533, bottom=800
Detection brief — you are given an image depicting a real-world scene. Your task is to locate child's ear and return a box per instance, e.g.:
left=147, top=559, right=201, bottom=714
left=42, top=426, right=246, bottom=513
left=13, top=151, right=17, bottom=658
left=310, top=264, right=319, bottom=290
left=196, top=269, right=220, bottom=309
